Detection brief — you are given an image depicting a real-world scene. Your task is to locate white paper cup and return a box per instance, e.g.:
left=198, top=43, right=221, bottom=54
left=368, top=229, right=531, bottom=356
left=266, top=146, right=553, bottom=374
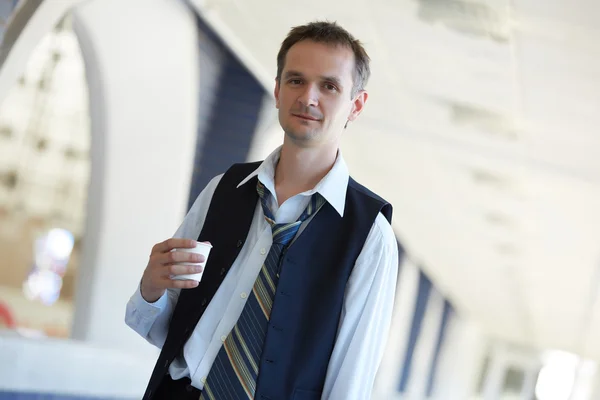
left=171, top=241, right=212, bottom=282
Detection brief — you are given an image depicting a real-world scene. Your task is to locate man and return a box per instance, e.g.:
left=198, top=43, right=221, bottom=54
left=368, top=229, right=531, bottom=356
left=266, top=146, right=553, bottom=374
left=126, top=21, right=398, bottom=400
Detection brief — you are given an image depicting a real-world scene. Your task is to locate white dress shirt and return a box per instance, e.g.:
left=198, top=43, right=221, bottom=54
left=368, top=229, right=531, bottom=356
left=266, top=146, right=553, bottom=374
left=125, top=147, right=399, bottom=400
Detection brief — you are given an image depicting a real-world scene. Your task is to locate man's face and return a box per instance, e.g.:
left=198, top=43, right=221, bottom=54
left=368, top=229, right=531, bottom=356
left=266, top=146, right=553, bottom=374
left=274, top=40, right=367, bottom=148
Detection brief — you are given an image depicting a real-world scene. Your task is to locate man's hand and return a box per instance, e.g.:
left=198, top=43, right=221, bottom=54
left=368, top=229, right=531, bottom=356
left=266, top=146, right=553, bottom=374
left=140, top=238, right=206, bottom=303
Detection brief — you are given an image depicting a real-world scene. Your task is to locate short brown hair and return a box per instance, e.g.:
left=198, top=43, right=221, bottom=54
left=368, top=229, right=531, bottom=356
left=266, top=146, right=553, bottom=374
left=276, top=21, right=371, bottom=97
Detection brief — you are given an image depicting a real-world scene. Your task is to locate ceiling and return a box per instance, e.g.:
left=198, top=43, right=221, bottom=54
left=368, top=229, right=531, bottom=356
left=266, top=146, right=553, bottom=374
left=188, top=0, right=600, bottom=358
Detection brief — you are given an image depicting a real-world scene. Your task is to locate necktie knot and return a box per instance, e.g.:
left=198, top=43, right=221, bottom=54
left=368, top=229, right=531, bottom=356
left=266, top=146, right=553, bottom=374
left=257, top=180, right=325, bottom=246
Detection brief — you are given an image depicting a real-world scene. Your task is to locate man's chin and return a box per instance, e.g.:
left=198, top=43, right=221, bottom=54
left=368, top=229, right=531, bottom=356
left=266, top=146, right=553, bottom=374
left=285, top=129, right=318, bottom=145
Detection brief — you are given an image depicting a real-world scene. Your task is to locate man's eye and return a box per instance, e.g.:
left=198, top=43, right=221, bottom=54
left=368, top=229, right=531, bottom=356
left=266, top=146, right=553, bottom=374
left=324, top=83, right=337, bottom=91
left=289, top=79, right=302, bottom=85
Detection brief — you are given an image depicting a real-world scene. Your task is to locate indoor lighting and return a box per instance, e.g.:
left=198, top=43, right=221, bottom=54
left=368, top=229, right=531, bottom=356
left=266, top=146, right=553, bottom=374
left=535, top=350, right=578, bottom=400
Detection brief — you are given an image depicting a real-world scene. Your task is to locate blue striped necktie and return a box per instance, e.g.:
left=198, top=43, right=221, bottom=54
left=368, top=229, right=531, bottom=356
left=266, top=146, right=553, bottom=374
left=199, top=181, right=326, bottom=400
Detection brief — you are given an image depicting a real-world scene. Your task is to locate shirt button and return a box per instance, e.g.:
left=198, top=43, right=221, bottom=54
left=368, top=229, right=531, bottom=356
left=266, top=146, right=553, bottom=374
left=260, top=248, right=266, bottom=255
left=221, top=335, right=227, bottom=342
left=241, top=292, right=248, bottom=299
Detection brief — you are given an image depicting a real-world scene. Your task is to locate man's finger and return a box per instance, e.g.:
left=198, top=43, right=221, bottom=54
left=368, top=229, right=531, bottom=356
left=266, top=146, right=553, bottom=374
left=168, top=264, right=203, bottom=276
left=167, top=278, right=199, bottom=289
left=157, top=251, right=205, bottom=265
left=152, top=238, right=197, bottom=254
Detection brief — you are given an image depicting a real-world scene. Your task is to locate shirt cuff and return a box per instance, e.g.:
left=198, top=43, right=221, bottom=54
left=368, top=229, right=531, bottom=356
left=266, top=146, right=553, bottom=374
left=129, top=284, right=169, bottom=318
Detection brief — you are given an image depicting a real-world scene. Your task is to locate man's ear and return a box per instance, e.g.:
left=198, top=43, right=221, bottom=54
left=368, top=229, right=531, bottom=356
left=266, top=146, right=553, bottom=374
left=347, top=90, right=368, bottom=123
left=274, top=78, right=281, bottom=109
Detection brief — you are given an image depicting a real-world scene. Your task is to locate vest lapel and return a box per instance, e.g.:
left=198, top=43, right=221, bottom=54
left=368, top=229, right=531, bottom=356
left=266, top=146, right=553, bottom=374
left=169, top=169, right=259, bottom=351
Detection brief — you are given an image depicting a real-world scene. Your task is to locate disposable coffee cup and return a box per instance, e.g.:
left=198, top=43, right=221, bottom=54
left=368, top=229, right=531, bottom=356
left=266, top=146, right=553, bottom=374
left=171, top=241, right=212, bottom=282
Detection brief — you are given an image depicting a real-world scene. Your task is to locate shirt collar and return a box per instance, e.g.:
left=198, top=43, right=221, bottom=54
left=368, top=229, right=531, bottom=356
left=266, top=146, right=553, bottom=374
left=237, top=146, right=349, bottom=217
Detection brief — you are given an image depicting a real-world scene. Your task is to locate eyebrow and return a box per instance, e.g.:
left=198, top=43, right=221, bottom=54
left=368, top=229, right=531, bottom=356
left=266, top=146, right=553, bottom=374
left=283, top=70, right=343, bottom=89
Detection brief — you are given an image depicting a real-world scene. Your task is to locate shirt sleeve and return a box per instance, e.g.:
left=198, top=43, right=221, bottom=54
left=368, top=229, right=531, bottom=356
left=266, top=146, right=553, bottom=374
left=124, top=174, right=223, bottom=348
left=322, top=213, right=399, bottom=400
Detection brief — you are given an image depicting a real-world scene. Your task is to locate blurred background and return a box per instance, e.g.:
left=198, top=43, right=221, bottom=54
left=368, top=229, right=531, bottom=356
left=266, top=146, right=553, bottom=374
left=0, top=0, right=598, bottom=399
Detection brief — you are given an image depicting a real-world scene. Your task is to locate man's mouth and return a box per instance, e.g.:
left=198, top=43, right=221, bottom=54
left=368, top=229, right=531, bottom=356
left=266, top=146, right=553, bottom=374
left=292, top=113, right=320, bottom=121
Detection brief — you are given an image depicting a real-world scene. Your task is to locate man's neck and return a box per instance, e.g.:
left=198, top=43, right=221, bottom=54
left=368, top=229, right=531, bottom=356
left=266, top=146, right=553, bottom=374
left=274, top=142, right=338, bottom=206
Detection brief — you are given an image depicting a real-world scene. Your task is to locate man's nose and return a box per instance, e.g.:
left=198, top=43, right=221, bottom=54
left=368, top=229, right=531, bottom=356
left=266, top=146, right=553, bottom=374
left=297, top=83, right=319, bottom=107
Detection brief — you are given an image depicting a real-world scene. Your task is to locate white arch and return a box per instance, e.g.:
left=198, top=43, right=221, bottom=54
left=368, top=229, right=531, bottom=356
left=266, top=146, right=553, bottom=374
left=70, top=0, right=200, bottom=354
left=0, top=0, right=202, bottom=353
left=0, top=0, right=202, bottom=396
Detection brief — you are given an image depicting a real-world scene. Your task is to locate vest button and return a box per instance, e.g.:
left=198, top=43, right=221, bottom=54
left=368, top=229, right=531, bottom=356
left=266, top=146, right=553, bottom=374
left=236, top=239, right=243, bottom=248
left=220, top=268, right=226, bottom=276
left=185, top=384, right=194, bottom=392
left=201, top=298, right=207, bottom=306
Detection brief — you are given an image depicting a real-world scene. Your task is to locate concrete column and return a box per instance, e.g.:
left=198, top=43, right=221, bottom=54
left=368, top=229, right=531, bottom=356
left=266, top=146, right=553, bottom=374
left=70, top=0, right=200, bottom=355
left=372, top=257, right=421, bottom=400
left=432, top=319, right=488, bottom=400
left=587, top=372, right=600, bottom=400
left=520, top=366, right=538, bottom=400
left=405, top=289, right=445, bottom=399
left=568, top=360, right=598, bottom=400
left=482, top=343, right=508, bottom=400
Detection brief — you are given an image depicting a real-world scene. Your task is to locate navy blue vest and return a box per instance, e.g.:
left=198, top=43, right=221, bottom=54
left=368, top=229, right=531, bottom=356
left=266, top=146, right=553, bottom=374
left=144, top=162, right=393, bottom=400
